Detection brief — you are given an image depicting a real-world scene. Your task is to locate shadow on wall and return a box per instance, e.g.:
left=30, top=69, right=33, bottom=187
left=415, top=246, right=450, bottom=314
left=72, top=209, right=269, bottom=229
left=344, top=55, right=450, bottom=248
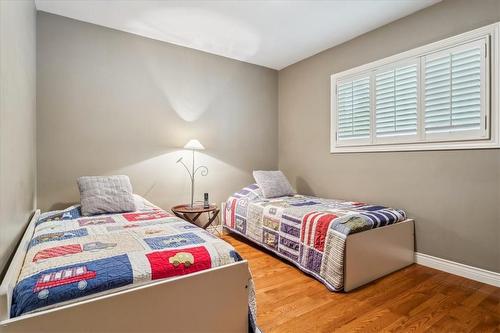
left=295, top=176, right=315, bottom=196
left=47, top=148, right=253, bottom=212
left=135, top=36, right=272, bottom=173
left=37, top=12, right=277, bottom=211
left=49, top=202, right=79, bottom=211
left=127, top=5, right=261, bottom=84
left=48, top=180, right=160, bottom=211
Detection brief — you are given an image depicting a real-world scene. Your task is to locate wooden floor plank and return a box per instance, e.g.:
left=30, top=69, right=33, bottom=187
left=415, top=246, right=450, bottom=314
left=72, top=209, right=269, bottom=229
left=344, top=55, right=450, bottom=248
left=222, top=234, right=500, bottom=332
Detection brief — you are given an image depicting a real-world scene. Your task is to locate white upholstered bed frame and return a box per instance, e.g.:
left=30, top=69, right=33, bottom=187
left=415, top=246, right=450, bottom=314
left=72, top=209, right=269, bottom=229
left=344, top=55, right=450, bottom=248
left=0, top=210, right=252, bottom=333
left=221, top=202, right=415, bottom=292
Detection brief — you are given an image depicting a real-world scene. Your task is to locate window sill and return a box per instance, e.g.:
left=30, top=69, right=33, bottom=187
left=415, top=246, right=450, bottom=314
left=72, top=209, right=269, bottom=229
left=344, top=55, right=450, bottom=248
left=330, top=140, right=500, bottom=153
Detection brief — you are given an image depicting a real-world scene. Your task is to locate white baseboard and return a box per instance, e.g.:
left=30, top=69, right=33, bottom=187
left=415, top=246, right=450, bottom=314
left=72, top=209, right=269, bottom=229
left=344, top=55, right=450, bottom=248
left=415, top=252, right=500, bottom=287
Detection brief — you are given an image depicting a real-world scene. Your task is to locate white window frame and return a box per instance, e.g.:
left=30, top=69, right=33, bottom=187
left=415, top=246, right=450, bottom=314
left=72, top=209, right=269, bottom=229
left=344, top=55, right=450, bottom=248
left=331, top=22, right=500, bottom=153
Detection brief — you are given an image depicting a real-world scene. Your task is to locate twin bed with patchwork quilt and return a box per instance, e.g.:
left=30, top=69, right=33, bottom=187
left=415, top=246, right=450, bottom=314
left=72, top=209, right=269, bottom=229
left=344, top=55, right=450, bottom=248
left=8, top=197, right=257, bottom=331
left=223, top=184, right=413, bottom=291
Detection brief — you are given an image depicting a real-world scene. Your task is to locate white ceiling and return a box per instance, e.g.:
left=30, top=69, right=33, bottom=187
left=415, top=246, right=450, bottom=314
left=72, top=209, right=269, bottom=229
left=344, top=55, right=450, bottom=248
left=35, top=0, right=440, bottom=70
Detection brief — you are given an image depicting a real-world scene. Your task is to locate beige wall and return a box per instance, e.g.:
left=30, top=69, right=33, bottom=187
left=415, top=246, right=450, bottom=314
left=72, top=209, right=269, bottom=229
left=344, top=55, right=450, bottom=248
left=0, top=0, right=37, bottom=273
left=37, top=13, right=278, bottom=215
left=279, top=0, right=500, bottom=272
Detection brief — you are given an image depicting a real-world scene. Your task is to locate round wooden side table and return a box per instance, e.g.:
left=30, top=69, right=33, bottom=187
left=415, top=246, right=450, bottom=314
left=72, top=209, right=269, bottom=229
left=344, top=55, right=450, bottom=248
left=171, top=204, right=220, bottom=229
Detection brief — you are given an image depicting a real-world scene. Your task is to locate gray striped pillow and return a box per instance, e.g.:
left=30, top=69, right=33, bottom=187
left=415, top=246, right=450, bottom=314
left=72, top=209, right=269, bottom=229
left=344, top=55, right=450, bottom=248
left=78, top=175, right=136, bottom=216
left=252, top=170, right=295, bottom=199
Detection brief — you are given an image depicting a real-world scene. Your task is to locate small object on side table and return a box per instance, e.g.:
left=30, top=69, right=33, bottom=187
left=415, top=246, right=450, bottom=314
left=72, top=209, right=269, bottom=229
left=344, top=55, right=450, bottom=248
left=203, top=193, right=209, bottom=209
left=171, top=204, right=220, bottom=230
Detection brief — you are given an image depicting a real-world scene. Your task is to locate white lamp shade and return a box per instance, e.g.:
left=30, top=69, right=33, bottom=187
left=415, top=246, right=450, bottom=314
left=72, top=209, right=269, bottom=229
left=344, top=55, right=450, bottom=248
left=184, top=139, right=205, bottom=150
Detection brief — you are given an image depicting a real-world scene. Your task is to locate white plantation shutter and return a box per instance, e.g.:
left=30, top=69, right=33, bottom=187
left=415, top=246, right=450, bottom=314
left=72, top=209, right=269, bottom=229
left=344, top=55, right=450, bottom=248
left=336, top=76, right=371, bottom=141
left=375, top=63, right=418, bottom=138
left=331, top=28, right=495, bottom=153
left=424, top=39, right=486, bottom=138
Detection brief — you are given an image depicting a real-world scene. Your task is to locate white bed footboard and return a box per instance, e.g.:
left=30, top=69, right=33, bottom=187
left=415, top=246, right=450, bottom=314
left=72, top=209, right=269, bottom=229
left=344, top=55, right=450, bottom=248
left=344, top=219, right=415, bottom=291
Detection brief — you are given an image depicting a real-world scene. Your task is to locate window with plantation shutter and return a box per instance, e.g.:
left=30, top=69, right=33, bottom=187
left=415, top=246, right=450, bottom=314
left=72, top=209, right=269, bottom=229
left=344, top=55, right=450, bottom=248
left=336, top=76, right=371, bottom=143
left=424, top=39, right=487, bottom=140
left=331, top=23, right=499, bottom=153
left=375, top=62, right=418, bottom=141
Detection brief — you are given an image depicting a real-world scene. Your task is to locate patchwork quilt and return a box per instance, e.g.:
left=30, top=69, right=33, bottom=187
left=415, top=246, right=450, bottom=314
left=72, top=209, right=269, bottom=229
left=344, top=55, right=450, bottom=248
left=224, top=185, right=408, bottom=291
left=12, top=197, right=256, bottom=328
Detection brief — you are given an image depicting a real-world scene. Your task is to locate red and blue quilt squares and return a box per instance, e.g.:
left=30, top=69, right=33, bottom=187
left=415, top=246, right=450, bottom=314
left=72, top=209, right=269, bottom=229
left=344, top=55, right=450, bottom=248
left=122, top=211, right=171, bottom=222
left=143, top=232, right=205, bottom=250
left=146, top=246, right=211, bottom=280
left=78, top=216, right=116, bottom=226
left=11, top=254, right=133, bottom=317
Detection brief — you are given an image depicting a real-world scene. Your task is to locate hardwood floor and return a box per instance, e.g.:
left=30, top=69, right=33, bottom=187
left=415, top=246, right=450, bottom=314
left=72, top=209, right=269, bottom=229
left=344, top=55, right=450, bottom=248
left=222, top=234, right=500, bottom=332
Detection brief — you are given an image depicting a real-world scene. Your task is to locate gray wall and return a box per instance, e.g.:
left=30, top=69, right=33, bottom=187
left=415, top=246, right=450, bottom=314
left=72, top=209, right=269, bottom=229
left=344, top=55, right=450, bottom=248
left=37, top=13, right=278, bottom=214
left=0, top=0, right=37, bottom=273
left=279, top=0, right=500, bottom=272
left=35, top=1, right=500, bottom=273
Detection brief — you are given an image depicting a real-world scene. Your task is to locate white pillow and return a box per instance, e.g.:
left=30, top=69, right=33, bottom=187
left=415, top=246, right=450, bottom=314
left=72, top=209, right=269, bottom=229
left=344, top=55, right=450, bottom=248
left=252, top=170, right=295, bottom=199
